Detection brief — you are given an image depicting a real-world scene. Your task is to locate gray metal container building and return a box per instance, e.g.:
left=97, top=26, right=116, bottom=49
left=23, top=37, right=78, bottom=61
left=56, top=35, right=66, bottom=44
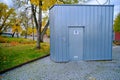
left=49, top=4, right=114, bottom=62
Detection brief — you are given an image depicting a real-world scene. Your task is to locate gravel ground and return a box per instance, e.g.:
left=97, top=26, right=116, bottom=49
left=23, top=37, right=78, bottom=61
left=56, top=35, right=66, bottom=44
left=0, top=46, right=120, bottom=80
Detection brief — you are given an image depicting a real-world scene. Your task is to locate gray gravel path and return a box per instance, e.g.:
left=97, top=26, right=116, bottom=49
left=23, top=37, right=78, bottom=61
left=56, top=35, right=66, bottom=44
left=0, top=46, right=120, bottom=80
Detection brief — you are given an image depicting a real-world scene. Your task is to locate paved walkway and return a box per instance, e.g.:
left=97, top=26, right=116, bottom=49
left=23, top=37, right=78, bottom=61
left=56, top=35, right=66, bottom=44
left=0, top=46, right=120, bottom=80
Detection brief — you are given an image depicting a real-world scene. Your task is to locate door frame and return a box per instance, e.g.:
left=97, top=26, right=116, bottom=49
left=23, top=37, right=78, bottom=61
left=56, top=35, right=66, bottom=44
left=67, top=26, right=85, bottom=61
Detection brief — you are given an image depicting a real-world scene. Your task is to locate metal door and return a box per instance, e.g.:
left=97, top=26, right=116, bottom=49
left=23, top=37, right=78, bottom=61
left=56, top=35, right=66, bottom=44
left=69, top=27, right=83, bottom=60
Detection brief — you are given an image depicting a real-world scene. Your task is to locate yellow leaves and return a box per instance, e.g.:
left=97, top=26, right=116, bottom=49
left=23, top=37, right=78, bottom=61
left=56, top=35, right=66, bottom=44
left=42, top=0, right=56, bottom=10
left=0, top=3, right=16, bottom=33
left=30, top=0, right=57, bottom=11
left=0, top=3, right=15, bottom=18
left=56, top=0, right=64, bottom=4
left=0, top=3, right=8, bottom=11
left=12, top=18, right=22, bottom=33
left=28, top=27, right=33, bottom=35
left=46, top=28, right=50, bottom=37
left=30, top=0, right=39, bottom=5
left=8, top=8, right=16, bottom=15
left=28, top=27, right=37, bottom=35
left=42, top=20, right=46, bottom=27
left=30, top=0, right=79, bottom=11
left=12, top=24, right=22, bottom=33
left=16, top=19, right=21, bottom=24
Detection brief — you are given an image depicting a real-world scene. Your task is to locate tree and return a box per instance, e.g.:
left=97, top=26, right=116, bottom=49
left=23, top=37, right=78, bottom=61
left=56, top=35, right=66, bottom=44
left=27, top=27, right=36, bottom=35
left=12, top=18, right=22, bottom=38
left=0, top=2, right=16, bottom=34
left=21, top=27, right=36, bottom=36
left=11, top=0, right=88, bottom=49
left=30, top=0, right=79, bottom=49
left=114, top=13, right=120, bottom=32
left=41, top=16, right=49, bottom=40
left=12, top=0, right=80, bottom=49
left=30, top=0, right=42, bottom=49
left=12, top=0, right=31, bottom=38
left=19, top=11, right=29, bottom=39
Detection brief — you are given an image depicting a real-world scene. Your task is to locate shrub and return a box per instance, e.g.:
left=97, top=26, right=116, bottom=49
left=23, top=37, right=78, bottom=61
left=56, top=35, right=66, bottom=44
left=0, top=36, right=7, bottom=43
left=0, top=36, right=36, bottom=44
left=10, top=41, right=19, bottom=46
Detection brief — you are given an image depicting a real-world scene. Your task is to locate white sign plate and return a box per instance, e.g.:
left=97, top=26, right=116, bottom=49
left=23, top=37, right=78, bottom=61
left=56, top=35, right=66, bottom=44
left=74, top=30, right=79, bottom=35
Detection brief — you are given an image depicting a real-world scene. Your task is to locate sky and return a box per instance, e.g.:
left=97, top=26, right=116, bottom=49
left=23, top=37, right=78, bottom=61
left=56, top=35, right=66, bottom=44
left=0, top=0, right=120, bottom=18
left=0, top=0, right=13, bottom=7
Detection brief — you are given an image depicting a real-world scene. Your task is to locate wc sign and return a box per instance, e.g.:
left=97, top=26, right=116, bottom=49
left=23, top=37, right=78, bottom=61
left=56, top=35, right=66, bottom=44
left=74, top=30, right=79, bottom=35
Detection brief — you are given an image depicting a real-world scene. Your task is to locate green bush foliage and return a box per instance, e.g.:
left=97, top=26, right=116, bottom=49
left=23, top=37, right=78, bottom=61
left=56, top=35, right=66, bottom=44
left=0, top=36, right=35, bottom=44
left=114, top=13, right=120, bottom=32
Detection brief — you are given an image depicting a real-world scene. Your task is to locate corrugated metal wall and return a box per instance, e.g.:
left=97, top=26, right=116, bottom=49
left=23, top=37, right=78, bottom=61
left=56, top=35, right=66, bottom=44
left=50, top=5, right=114, bottom=62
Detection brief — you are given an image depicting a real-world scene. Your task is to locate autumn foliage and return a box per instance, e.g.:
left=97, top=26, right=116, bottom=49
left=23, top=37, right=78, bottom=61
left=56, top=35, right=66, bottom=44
left=0, top=2, right=16, bottom=34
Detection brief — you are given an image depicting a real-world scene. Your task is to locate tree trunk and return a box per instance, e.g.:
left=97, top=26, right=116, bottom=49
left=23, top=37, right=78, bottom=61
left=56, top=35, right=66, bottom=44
left=30, top=1, right=44, bottom=49
left=31, top=4, right=40, bottom=49
left=36, top=0, right=42, bottom=49
left=31, top=1, right=42, bottom=49
left=40, top=20, right=49, bottom=42
left=23, top=22, right=28, bottom=39
left=36, top=29, right=40, bottom=48
left=31, top=14, right=34, bottom=41
left=32, top=26, right=34, bottom=41
left=0, top=32, right=3, bottom=35
left=16, top=33, right=19, bottom=38
left=25, top=31, right=27, bottom=39
left=12, top=32, right=15, bottom=37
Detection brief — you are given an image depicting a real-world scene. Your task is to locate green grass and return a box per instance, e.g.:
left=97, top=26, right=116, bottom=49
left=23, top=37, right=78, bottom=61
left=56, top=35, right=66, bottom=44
left=0, top=43, right=50, bottom=72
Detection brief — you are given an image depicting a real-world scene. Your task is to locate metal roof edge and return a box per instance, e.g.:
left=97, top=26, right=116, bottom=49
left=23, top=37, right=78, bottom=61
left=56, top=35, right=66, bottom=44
left=49, top=4, right=114, bottom=10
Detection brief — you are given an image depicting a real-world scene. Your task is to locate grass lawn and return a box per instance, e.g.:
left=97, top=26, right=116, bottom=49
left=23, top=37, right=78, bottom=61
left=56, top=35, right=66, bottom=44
left=0, top=37, right=50, bottom=72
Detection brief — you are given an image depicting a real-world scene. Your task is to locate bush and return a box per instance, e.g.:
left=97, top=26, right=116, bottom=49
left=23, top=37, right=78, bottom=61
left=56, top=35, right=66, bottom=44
left=0, top=36, right=36, bottom=44
left=0, top=36, right=7, bottom=43
left=10, top=41, right=19, bottom=46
